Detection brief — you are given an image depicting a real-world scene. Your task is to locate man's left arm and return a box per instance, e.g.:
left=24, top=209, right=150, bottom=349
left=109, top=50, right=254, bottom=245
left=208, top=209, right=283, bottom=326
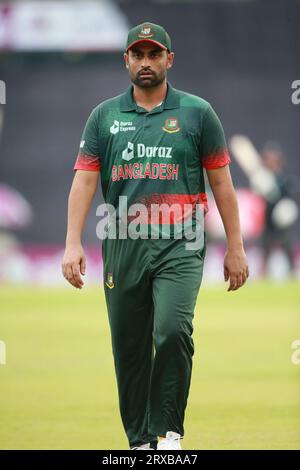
left=206, top=165, right=249, bottom=291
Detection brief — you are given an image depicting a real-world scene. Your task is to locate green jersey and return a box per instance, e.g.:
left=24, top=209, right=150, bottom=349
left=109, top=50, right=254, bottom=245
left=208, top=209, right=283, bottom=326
left=74, top=82, right=230, bottom=237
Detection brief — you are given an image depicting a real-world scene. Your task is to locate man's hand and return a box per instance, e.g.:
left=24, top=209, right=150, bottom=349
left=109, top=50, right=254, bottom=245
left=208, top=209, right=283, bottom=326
left=224, top=247, right=249, bottom=291
left=62, top=244, right=86, bottom=289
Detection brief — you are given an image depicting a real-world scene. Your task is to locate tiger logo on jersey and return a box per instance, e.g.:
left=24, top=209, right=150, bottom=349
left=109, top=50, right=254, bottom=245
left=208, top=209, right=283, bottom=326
left=105, top=272, right=115, bottom=289
left=162, top=117, right=180, bottom=134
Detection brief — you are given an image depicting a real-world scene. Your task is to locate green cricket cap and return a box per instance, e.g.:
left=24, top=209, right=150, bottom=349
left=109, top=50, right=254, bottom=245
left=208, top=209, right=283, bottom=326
left=126, top=22, right=171, bottom=53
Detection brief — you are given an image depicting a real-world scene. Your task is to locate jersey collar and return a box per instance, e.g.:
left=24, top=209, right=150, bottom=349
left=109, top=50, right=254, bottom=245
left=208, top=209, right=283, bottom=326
left=120, top=81, right=180, bottom=113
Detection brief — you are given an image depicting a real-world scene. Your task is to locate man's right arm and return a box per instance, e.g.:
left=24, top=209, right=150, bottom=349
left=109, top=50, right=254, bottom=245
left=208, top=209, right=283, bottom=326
left=62, top=169, right=99, bottom=289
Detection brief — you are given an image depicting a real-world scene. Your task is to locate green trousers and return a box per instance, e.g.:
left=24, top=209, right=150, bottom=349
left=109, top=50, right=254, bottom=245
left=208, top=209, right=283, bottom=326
left=102, top=235, right=206, bottom=448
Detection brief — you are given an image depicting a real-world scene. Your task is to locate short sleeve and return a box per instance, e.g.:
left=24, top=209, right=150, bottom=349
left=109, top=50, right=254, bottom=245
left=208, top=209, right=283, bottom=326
left=74, top=107, right=101, bottom=171
left=200, top=104, right=231, bottom=170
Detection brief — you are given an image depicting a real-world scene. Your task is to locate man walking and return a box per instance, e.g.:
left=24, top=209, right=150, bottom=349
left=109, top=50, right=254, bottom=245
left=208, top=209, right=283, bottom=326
left=62, top=22, right=249, bottom=450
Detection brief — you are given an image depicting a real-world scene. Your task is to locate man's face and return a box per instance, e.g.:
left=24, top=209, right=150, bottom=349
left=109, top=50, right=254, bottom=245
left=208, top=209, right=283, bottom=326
left=124, top=42, right=174, bottom=88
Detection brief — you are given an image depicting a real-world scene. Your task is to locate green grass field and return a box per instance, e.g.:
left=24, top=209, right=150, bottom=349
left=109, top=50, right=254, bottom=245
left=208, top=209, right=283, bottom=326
left=0, top=281, right=299, bottom=450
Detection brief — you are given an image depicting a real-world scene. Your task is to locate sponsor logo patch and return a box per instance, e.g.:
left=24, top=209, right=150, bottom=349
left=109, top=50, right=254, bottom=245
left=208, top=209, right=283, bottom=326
left=121, top=142, right=173, bottom=161
left=122, top=142, right=134, bottom=161
left=110, top=120, right=119, bottom=135
left=110, top=120, right=136, bottom=135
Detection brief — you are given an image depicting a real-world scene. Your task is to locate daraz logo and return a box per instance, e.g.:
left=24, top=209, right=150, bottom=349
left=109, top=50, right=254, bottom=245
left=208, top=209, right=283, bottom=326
left=122, top=142, right=173, bottom=161
left=110, top=120, right=136, bottom=135
left=110, top=120, right=120, bottom=135
left=122, top=142, right=134, bottom=161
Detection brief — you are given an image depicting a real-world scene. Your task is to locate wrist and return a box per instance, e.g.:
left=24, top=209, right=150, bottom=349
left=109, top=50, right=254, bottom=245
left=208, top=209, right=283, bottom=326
left=227, top=241, right=244, bottom=251
left=66, top=236, right=82, bottom=247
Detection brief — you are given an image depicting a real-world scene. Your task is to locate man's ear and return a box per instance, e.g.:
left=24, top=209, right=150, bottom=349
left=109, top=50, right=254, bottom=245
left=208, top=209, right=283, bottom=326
left=124, top=52, right=129, bottom=68
left=167, top=52, right=174, bottom=70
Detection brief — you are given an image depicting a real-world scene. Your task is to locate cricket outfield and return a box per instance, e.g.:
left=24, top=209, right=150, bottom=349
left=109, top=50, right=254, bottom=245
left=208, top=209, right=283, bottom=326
left=0, top=281, right=299, bottom=450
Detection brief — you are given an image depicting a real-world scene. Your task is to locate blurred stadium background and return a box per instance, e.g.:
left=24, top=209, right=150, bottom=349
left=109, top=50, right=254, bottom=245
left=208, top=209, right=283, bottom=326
left=0, top=0, right=299, bottom=450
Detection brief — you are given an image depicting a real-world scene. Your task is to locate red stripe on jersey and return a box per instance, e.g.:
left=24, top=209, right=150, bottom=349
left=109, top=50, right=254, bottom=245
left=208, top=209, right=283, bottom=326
left=74, top=154, right=101, bottom=171
left=128, top=192, right=208, bottom=224
left=202, top=150, right=231, bottom=169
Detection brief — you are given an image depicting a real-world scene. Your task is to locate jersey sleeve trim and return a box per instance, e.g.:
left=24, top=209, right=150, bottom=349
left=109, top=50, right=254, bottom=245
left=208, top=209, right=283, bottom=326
left=74, top=154, right=101, bottom=172
left=202, top=150, right=231, bottom=169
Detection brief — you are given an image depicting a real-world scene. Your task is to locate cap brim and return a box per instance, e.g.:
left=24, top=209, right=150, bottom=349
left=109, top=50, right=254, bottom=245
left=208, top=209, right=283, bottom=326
left=126, top=39, right=167, bottom=52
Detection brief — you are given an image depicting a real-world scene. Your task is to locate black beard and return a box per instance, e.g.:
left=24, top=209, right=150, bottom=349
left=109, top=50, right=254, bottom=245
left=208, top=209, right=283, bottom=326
left=131, top=71, right=165, bottom=88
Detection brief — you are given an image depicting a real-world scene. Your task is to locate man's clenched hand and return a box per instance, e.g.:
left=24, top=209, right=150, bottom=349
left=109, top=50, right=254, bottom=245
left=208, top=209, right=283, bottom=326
left=224, top=247, right=249, bottom=291
left=62, top=244, right=86, bottom=289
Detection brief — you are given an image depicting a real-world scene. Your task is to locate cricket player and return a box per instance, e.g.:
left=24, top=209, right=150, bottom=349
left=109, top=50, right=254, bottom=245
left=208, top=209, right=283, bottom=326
left=62, top=22, right=249, bottom=450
